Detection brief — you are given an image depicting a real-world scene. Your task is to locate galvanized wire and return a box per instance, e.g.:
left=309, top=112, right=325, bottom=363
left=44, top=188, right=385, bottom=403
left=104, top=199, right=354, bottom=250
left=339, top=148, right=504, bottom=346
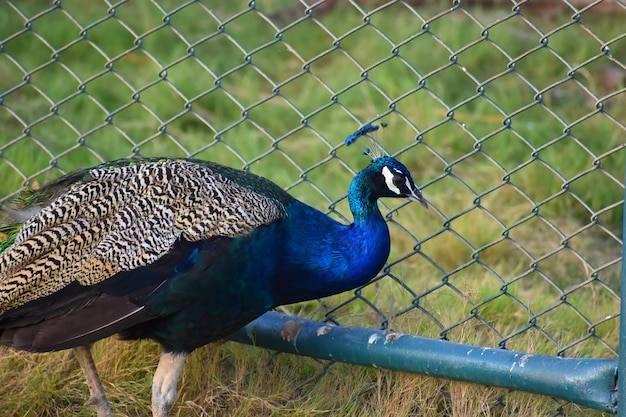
left=1, top=0, right=625, bottom=413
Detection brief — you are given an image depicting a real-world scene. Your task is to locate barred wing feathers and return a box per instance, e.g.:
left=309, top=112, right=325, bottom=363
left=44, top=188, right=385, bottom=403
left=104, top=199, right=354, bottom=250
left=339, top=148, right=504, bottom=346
left=0, top=159, right=286, bottom=315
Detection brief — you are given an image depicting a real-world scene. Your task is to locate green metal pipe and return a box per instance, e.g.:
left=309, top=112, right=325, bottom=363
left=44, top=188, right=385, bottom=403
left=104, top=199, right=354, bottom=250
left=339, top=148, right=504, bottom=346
left=229, top=311, right=618, bottom=412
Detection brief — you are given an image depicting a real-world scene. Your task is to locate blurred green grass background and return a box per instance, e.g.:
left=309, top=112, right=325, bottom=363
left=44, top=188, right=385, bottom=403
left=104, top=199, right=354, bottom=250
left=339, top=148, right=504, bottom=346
left=0, top=1, right=624, bottom=416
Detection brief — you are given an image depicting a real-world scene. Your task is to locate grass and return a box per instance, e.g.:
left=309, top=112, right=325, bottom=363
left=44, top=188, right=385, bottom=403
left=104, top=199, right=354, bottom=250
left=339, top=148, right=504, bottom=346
left=0, top=0, right=625, bottom=416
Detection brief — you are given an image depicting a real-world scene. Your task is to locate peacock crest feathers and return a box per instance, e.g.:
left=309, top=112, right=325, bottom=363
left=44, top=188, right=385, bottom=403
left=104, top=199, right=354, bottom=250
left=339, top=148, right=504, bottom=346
left=0, top=159, right=287, bottom=313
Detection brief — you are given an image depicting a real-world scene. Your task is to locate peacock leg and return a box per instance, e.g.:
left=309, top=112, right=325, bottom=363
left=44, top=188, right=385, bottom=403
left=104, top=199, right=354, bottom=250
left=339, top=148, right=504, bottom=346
left=73, top=345, right=113, bottom=417
left=151, top=351, right=189, bottom=417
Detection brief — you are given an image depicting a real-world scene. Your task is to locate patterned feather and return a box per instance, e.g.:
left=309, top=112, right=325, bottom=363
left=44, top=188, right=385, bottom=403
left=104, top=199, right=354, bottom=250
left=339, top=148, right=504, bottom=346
left=0, top=159, right=285, bottom=311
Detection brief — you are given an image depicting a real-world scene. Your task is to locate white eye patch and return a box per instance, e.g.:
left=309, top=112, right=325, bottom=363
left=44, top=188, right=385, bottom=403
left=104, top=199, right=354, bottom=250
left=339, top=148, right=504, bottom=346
left=382, top=166, right=402, bottom=195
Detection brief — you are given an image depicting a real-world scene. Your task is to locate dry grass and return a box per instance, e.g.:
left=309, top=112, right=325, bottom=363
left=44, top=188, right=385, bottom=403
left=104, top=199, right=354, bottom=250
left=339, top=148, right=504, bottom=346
left=0, top=332, right=614, bottom=417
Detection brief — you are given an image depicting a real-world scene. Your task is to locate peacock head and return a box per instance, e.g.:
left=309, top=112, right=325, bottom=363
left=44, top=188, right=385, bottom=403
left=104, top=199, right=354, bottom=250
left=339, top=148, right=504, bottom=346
left=351, top=156, right=428, bottom=209
left=371, top=156, right=428, bottom=207
left=344, top=123, right=428, bottom=209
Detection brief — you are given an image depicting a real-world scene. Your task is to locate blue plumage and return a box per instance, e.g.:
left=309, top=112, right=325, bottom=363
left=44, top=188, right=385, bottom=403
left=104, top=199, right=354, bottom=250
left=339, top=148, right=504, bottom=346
left=0, top=155, right=427, bottom=417
left=344, top=121, right=386, bottom=146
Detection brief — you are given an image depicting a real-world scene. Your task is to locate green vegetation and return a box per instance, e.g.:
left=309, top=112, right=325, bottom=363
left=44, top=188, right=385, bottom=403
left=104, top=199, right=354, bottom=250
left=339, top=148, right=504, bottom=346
left=0, top=1, right=624, bottom=416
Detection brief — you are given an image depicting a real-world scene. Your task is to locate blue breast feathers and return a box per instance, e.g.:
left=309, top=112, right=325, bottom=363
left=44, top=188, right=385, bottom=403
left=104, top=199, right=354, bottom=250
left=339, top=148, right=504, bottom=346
left=269, top=200, right=391, bottom=305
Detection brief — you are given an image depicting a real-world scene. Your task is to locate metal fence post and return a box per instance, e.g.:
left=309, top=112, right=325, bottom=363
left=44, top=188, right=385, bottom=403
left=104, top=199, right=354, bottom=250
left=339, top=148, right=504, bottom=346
left=619, top=164, right=626, bottom=417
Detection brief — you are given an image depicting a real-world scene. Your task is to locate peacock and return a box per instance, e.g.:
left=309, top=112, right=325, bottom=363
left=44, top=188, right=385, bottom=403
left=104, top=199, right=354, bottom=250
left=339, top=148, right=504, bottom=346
left=0, top=141, right=427, bottom=416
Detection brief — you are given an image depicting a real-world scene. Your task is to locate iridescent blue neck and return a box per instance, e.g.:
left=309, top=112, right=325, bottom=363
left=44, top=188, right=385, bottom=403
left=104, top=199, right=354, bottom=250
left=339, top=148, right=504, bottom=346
left=348, top=168, right=379, bottom=227
left=271, top=170, right=390, bottom=305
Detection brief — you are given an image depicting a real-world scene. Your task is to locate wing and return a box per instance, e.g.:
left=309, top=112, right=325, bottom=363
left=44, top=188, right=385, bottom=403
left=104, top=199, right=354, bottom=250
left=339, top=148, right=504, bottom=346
left=0, top=159, right=285, bottom=323
left=0, top=237, right=235, bottom=352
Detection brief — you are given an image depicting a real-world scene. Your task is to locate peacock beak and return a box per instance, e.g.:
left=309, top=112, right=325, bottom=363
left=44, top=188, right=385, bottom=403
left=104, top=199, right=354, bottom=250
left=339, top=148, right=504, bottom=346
left=408, top=187, right=428, bottom=209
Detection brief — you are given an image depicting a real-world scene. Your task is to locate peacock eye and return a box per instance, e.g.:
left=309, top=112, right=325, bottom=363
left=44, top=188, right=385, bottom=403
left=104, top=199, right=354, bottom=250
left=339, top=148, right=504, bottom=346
left=392, top=176, right=404, bottom=187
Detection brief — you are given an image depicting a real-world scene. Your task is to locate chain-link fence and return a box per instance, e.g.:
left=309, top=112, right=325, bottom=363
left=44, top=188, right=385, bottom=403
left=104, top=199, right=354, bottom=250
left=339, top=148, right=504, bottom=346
left=1, top=0, right=625, bottom=415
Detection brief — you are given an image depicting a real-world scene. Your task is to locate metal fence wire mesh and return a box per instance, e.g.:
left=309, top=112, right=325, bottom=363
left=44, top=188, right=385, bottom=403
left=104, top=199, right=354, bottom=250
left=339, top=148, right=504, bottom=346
left=1, top=0, right=625, bottom=414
